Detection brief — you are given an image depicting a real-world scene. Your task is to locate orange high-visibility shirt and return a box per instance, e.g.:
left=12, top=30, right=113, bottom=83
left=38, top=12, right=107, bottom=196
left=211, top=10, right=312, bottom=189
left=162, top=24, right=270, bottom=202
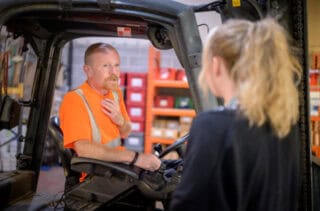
left=59, top=81, right=130, bottom=149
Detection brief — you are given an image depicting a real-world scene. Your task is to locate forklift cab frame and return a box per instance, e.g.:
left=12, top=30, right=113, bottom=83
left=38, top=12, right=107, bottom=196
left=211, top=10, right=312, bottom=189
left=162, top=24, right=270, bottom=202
left=0, top=0, right=312, bottom=210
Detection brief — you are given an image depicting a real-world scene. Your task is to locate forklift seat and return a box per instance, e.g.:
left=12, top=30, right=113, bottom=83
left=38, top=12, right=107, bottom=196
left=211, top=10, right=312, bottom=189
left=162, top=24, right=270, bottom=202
left=47, top=116, right=80, bottom=192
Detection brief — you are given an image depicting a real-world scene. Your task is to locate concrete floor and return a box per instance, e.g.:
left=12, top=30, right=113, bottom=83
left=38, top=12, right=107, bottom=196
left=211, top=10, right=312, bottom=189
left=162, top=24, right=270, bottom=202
left=34, top=165, right=165, bottom=210
left=36, top=166, right=65, bottom=195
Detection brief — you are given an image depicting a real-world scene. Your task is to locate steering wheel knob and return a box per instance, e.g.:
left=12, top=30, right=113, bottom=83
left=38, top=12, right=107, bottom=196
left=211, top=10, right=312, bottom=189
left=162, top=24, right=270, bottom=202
left=153, top=143, right=163, bottom=156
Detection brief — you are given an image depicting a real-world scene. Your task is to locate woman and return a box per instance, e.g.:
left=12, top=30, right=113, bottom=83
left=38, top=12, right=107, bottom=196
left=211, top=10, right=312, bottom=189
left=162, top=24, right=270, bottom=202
left=170, top=18, right=301, bottom=211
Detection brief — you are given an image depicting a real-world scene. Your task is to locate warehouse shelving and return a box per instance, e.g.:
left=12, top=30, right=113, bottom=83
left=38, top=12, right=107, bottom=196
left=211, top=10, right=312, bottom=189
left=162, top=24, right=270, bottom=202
left=151, top=108, right=195, bottom=117
left=144, top=46, right=195, bottom=153
left=310, top=83, right=320, bottom=156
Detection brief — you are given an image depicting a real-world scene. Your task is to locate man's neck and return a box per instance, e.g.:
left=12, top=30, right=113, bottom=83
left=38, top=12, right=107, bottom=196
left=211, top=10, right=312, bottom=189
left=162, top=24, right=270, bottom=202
left=87, top=81, right=109, bottom=96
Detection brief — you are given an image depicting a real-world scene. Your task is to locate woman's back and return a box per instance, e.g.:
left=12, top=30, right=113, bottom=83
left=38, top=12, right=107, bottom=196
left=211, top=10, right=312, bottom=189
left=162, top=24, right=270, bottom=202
left=170, top=18, right=302, bottom=211
left=215, top=109, right=300, bottom=210
left=171, top=109, right=300, bottom=211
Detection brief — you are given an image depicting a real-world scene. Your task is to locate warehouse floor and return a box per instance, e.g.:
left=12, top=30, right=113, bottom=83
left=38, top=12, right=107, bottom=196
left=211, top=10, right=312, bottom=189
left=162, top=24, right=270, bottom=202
left=35, top=165, right=164, bottom=210
left=36, top=166, right=65, bottom=194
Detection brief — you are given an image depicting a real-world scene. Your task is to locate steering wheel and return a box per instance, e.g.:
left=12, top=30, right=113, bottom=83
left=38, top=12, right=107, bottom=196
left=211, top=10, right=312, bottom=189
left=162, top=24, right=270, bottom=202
left=70, top=134, right=189, bottom=200
left=159, top=133, right=189, bottom=159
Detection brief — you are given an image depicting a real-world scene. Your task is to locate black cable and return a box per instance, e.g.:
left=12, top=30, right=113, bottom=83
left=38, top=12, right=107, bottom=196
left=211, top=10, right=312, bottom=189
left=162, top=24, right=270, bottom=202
left=0, top=130, right=18, bottom=148
left=53, top=192, right=66, bottom=210
left=193, top=0, right=226, bottom=13
left=197, top=23, right=210, bottom=33
left=32, top=191, right=66, bottom=211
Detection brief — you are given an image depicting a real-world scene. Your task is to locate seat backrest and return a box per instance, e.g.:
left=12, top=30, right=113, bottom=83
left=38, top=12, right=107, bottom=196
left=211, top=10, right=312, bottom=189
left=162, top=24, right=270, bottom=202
left=48, top=116, right=71, bottom=169
left=48, top=116, right=80, bottom=192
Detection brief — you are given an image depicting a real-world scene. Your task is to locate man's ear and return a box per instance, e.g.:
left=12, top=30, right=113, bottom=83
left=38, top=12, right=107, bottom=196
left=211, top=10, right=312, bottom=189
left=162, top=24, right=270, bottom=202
left=83, top=64, right=92, bottom=77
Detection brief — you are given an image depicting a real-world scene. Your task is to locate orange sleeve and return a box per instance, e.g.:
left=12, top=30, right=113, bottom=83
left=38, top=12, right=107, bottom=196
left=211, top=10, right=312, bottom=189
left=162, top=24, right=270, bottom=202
left=59, top=91, right=91, bottom=149
left=118, top=88, right=130, bottom=122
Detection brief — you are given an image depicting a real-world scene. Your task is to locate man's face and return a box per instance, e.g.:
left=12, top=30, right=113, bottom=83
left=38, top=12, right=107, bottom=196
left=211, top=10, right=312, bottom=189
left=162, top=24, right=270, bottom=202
left=85, top=50, right=120, bottom=91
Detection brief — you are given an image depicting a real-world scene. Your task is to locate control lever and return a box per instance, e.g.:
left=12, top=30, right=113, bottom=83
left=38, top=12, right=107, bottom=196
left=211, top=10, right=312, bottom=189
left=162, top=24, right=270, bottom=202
left=153, top=143, right=162, bottom=157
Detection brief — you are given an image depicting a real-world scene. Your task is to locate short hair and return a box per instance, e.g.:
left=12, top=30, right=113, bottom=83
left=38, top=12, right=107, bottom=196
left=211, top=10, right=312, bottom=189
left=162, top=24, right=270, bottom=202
left=84, top=43, right=119, bottom=64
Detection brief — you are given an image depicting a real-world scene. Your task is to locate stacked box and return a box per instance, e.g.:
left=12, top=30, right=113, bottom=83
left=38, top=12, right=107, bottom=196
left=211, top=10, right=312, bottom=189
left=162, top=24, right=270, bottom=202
left=131, top=121, right=145, bottom=133
left=151, top=127, right=164, bottom=138
left=179, top=116, right=193, bottom=137
left=126, top=103, right=145, bottom=122
left=175, top=97, right=193, bottom=109
left=312, top=54, right=317, bottom=70
left=0, top=125, right=26, bottom=171
left=127, top=72, right=147, bottom=89
left=310, top=91, right=320, bottom=116
left=124, top=132, right=144, bottom=152
left=154, top=96, right=174, bottom=108
left=156, top=68, right=176, bottom=80
left=164, top=119, right=180, bottom=139
left=125, top=72, right=147, bottom=151
left=119, top=72, right=127, bottom=100
left=119, top=72, right=127, bottom=87
left=151, top=118, right=181, bottom=139
left=126, top=89, right=146, bottom=106
left=175, top=69, right=187, bottom=81
left=311, top=53, right=320, bottom=70
left=310, top=69, right=319, bottom=86
left=312, top=121, right=320, bottom=146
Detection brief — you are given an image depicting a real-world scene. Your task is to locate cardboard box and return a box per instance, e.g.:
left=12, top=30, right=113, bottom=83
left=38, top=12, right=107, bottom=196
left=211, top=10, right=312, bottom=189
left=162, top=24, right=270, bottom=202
left=166, top=120, right=180, bottom=130
left=180, top=122, right=191, bottom=131
left=151, top=127, right=164, bottom=138
left=180, top=116, right=193, bottom=124
left=180, top=122, right=191, bottom=137
left=164, top=128, right=179, bottom=139
left=179, top=129, right=189, bottom=137
left=153, top=118, right=167, bottom=128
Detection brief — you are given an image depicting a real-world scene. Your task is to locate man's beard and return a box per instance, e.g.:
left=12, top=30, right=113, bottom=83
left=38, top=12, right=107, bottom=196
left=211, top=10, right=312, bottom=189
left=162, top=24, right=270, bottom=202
left=103, top=74, right=119, bottom=91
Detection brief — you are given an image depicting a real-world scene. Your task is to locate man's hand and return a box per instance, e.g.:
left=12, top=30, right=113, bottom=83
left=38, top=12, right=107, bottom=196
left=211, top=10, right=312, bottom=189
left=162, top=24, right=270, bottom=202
left=134, top=153, right=162, bottom=171
left=101, top=98, right=124, bottom=126
left=75, top=140, right=161, bottom=171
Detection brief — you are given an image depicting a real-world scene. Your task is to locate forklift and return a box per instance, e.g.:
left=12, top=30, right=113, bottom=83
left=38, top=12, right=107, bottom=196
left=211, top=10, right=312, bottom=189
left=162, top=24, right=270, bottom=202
left=0, top=0, right=316, bottom=210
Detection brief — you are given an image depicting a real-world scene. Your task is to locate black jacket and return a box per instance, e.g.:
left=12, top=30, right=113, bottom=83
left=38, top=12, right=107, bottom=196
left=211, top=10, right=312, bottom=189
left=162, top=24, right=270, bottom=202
left=170, top=109, right=300, bottom=211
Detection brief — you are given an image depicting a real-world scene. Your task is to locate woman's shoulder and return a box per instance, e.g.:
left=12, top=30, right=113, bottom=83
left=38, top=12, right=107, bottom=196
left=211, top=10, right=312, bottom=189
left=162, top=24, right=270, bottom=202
left=192, top=108, right=238, bottom=132
left=196, top=107, right=237, bottom=121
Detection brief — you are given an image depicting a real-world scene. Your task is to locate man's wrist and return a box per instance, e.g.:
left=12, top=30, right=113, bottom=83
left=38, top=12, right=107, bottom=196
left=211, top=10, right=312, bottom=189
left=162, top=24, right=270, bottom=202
left=129, top=151, right=139, bottom=166
left=118, top=118, right=125, bottom=128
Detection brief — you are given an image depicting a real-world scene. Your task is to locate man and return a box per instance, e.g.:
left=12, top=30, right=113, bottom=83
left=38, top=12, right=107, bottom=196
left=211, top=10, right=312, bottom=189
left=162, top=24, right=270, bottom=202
left=59, top=43, right=161, bottom=180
